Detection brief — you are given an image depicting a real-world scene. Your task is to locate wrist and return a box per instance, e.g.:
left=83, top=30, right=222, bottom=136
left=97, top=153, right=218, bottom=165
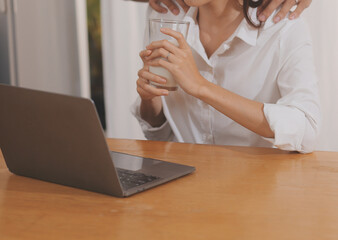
left=193, top=76, right=212, bottom=100
left=140, top=97, right=157, bottom=105
left=140, top=97, right=165, bottom=127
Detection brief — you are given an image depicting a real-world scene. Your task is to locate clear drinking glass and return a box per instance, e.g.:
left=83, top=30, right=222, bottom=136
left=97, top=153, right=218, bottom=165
left=148, top=19, right=190, bottom=91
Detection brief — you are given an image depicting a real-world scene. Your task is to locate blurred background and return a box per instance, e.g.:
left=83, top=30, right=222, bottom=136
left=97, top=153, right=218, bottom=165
left=0, top=0, right=337, bottom=151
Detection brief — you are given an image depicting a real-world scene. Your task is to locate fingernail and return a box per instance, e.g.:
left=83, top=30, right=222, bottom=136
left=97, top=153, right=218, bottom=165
left=274, top=16, right=281, bottom=23
left=289, top=13, right=296, bottom=20
left=160, top=78, right=166, bottom=83
left=162, top=90, right=169, bottom=95
left=172, top=9, right=179, bottom=15
left=258, top=14, right=266, bottom=22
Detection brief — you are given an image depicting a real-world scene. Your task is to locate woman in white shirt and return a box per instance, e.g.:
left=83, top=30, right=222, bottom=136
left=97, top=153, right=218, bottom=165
left=133, top=0, right=320, bottom=153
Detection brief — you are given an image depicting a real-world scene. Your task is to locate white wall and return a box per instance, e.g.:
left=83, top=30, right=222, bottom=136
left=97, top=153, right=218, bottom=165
left=102, top=1, right=338, bottom=151
left=5, top=0, right=90, bottom=97
left=303, top=0, right=338, bottom=151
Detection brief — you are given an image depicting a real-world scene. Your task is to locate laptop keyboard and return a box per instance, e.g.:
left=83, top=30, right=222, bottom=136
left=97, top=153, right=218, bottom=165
left=116, top=168, right=161, bottom=190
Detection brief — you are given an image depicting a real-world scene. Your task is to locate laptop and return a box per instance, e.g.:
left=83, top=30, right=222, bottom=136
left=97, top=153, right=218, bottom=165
left=0, top=84, right=195, bottom=197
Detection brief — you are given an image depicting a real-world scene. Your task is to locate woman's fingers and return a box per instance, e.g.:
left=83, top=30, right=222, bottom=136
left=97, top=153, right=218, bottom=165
left=273, top=0, right=297, bottom=23
left=149, top=0, right=179, bottom=15
left=176, top=0, right=190, bottom=13
left=149, top=0, right=168, bottom=14
left=258, top=0, right=312, bottom=22
left=258, top=0, right=284, bottom=22
left=138, top=68, right=167, bottom=85
left=148, top=58, right=174, bottom=74
left=147, top=39, right=180, bottom=55
left=137, top=77, right=169, bottom=97
left=145, top=48, right=164, bottom=61
left=160, top=28, right=188, bottom=48
left=139, top=49, right=152, bottom=66
left=147, top=29, right=188, bottom=50
left=146, top=48, right=179, bottom=63
left=139, top=49, right=152, bottom=58
left=148, top=0, right=189, bottom=15
left=289, top=0, right=312, bottom=20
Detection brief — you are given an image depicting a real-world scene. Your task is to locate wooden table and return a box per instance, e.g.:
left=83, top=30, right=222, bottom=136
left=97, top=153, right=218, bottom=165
left=1, top=139, right=338, bottom=240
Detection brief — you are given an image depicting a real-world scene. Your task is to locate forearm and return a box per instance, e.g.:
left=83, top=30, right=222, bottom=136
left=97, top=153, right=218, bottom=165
left=197, top=80, right=274, bottom=138
left=140, top=97, right=166, bottom=127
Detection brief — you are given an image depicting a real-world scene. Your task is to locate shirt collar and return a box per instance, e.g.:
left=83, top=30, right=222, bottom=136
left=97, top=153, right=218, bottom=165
left=182, top=7, right=259, bottom=48
left=235, top=7, right=259, bottom=46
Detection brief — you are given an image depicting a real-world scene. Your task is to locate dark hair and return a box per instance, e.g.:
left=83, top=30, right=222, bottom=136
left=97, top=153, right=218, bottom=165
left=242, top=0, right=269, bottom=28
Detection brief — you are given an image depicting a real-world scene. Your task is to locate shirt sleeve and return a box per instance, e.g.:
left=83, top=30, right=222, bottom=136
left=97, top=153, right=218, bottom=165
left=263, top=19, right=321, bottom=153
left=131, top=97, right=175, bottom=141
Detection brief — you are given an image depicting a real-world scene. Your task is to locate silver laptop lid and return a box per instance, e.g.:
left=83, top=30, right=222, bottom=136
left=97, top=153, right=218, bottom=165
left=0, top=84, right=124, bottom=196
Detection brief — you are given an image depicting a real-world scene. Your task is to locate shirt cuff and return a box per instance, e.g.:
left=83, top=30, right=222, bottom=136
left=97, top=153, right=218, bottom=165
left=263, top=103, right=307, bottom=152
left=130, top=97, right=173, bottom=141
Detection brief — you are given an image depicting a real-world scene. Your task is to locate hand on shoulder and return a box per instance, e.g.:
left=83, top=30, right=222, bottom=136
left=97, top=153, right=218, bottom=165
left=258, top=0, right=312, bottom=23
left=145, top=0, right=311, bottom=23
left=149, top=0, right=189, bottom=15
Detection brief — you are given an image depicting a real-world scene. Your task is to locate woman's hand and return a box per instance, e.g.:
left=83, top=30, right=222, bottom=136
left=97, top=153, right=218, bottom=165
left=149, top=0, right=189, bottom=15
left=137, top=49, right=169, bottom=101
left=146, top=28, right=207, bottom=97
left=258, top=0, right=312, bottom=23
left=137, top=49, right=168, bottom=127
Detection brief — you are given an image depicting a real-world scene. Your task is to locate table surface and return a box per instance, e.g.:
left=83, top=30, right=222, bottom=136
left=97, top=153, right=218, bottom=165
left=1, top=139, right=338, bottom=240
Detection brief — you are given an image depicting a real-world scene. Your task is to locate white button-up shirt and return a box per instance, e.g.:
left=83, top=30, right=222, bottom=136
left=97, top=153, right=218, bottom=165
left=132, top=6, right=321, bottom=153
